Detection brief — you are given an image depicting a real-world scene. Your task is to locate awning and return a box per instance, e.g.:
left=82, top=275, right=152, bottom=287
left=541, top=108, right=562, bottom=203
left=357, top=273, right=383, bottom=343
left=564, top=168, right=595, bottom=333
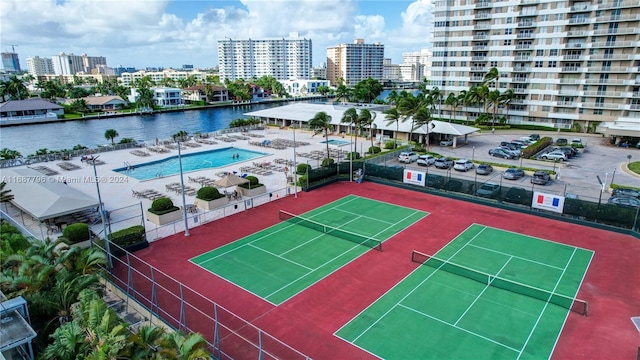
left=0, top=168, right=99, bottom=221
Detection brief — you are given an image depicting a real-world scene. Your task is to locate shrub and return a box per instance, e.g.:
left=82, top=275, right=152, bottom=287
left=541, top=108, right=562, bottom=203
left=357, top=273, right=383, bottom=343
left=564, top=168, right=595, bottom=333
left=238, top=175, right=264, bottom=189
left=148, top=197, right=179, bottom=215
left=296, top=163, right=310, bottom=174
left=346, top=152, right=361, bottom=160
left=196, top=186, right=224, bottom=201
left=368, top=146, right=382, bottom=154
left=321, top=158, right=335, bottom=167
left=296, top=175, right=308, bottom=187
left=62, top=223, right=91, bottom=244
left=109, top=225, right=145, bottom=247
left=522, top=136, right=553, bottom=159
left=245, top=175, right=259, bottom=185
left=384, top=141, right=397, bottom=149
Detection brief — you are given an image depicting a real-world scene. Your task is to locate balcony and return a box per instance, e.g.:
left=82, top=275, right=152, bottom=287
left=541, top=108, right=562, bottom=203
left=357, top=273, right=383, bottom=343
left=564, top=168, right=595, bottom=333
left=562, top=55, right=584, bottom=61
left=517, top=20, right=535, bottom=28
left=512, top=77, right=529, bottom=83
left=593, top=27, right=640, bottom=36
left=520, top=0, right=540, bottom=4
left=472, top=55, right=488, bottom=61
left=472, top=45, right=488, bottom=50
left=516, top=33, right=535, bottom=39
left=581, top=102, right=622, bottom=109
left=583, top=91, right=622, bottom=97
left=599, top=0, right=638, bottom=9
left=470, top=66, right=487, bottom=72
left=559, top=78, right=582, bottom=84
left=591, top=41, right=636, bottom=48
left=566, top=30, right=588, bottom=37
left=475, top=12, right=492, bottom=19
left=594, top=14, right=640, bottom=23
left=561, top=66, right=582, bottom=72
left=514, top=55, right=532, bottom=61
left=475, top=1, right=492, bottom=8
left=513, top=88, right=528, bottom=93
left=584, top=78, right=626, bottom=85
left=568, top=17, right=589, bottom=25
left=565, top=42, right=586, bottom=49
left=569, top=4, right=591, bottom=12
left=633, top=92, right=640, bottom=98
left=511, top=98, right=526, bottom=104
left=516, top=44, right=533, bottom=50
left=556, top=101, right=576, bottom=107
left=517, top=11, right=538, bottom=17
left=586, top=66, right=628, bottom=73
left=470, top=77, right=485, bottom=82
left=475, top=23, right=491, bottom=30
left=589, top=54, right=632, bottom=61
left=473, top=34, right=488, bottom=40
left=513, top=67, right=531, bottom=72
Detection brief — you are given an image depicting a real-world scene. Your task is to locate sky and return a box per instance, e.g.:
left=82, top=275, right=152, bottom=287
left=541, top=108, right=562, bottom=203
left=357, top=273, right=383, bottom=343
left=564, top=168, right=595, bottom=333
left=0, top=0, right=434, bottom=70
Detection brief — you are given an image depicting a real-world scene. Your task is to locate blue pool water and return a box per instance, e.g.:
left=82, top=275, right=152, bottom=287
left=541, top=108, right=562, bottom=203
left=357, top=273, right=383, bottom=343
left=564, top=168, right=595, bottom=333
left=320, top=139, right=351, bottom=146
left=114, top=147, right=269, bottom=181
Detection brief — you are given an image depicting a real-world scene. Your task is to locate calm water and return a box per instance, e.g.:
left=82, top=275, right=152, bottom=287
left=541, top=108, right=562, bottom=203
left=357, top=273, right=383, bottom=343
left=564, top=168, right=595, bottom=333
left=0, top=100, right=320, bottom=156
left=113, top=147, right=269, bottom=181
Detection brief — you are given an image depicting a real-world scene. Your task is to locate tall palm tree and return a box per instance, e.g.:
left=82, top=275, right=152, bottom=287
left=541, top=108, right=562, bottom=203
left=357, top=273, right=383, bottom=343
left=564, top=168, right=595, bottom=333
left=335, top=84, right=351, bottom=103
left=445, top=93, right=457, bottom=123
left=341, top=108, right=359, bottom=156
left=104, top=129, right=119, bottom=145
left=308, top=112, right=334, bottom=163
left=358, top=109, right=377, bottom=151
left=385, top=89, right=400, bottom=107
left=429, top=87, right=443, bottom=120
left=487, top=89, right=502, bottom=127
left=413, top=106, right=432, bottom=149
left=456, top=90, right=468, bottom=122
left=398, top=94, right=425, bottom=146
left=500, top=88, right=515, bottom=124
left=4, top=76, right=29, bottom=100
left=483, top=67, right=500, bottom=88
left=383, top=107, right=401, bottom=147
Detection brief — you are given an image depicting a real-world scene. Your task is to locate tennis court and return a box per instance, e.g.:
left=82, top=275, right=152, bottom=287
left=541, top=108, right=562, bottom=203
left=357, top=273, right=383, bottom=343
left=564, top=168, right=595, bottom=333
left=190, top=195, right=428, bottom=305
left=336, top=224, right=594, bottom=360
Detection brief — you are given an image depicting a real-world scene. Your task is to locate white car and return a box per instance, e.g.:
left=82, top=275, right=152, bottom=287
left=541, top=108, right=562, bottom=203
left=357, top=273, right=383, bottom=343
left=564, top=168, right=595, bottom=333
left=541, top=151, right=567, bottom=161
left=440, top=139, right=454, bottom=146
left=453, top=159, right=474, bottom=172
left=417, top=155, right=436, bottom=166
left=398, top=151, right=419, bottom=163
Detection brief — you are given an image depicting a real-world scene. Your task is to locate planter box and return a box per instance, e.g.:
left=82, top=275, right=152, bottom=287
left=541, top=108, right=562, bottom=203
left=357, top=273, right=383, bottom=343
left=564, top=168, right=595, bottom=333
left=110, top=241, right=149, bottom=258
left=146, top=209, right=182, bottom=226
left=194, top=197, right=228, bottom=211
left=237, top=185, right=267, bottom=197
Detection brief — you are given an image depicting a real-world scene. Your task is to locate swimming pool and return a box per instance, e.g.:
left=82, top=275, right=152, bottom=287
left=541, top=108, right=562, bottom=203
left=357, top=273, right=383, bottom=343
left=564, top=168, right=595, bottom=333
left=114, top=147, right=269, bottom=181
left=320, top=139, right=351, bottom=146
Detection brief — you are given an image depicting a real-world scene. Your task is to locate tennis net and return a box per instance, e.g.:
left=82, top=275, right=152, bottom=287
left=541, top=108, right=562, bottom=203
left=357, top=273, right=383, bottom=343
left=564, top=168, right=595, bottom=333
left=279, top=210, right=382, bottom=251
left=411, top=250, right=588, bottom=316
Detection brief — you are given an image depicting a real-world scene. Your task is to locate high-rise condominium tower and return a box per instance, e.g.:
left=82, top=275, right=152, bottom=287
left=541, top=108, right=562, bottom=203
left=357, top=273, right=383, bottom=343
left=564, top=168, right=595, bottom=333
left=217, top=33, right=312, bottom=82
left=430, top=0, right=640, bottom=134
left=326, top=39, right=385, bottom=87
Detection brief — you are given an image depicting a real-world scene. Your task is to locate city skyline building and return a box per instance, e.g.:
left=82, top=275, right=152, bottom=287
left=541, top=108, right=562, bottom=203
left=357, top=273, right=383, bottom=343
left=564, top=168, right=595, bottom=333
left=51, top=53, right=107, bottom=75
left=1, top=52, right=21, bottom=73
left=217, top=33, right=313, bottom=82
left=430, top=0, right=640, bottom=135
left=26, top=56, right=54, bottom=77
left=326, top=39, right=385, bottom=87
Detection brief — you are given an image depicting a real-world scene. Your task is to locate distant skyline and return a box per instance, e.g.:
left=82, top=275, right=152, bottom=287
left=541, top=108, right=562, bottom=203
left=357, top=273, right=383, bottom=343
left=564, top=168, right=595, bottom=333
left=0, top=0, right=433, bottom=70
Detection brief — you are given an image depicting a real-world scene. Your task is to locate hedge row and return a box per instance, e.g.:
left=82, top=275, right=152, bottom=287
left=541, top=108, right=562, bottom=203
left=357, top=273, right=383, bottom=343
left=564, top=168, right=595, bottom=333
left=522, top=137, right=553, bottom=159
left=109, top=225, right=145, bottom=247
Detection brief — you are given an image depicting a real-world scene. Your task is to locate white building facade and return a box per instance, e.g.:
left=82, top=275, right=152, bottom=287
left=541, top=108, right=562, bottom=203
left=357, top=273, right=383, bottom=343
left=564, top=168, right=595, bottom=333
left=430, top=0, right=640, bottom=136
left=52, top=53, right=107, bottom=75
left=217, top=33, right=313, bottom=82
left=26, top=56, right=55, bottom=76
left=279, top=79, right=330, bottom=96
left=327, top=39, right=385, bottom=87
left=128, top=87, right=183, bottom=107
left=118, top=69, right=207, bottom=87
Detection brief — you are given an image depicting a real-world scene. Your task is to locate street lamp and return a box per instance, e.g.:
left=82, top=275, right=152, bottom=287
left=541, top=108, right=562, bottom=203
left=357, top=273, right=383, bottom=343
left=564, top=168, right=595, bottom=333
left=472, top=146, right=476, bottom=161
left=292, top=122, right=298, bottom=198
left=91, top=156, right=112, bottom=269
left=177, top=141, right=190, bottom=237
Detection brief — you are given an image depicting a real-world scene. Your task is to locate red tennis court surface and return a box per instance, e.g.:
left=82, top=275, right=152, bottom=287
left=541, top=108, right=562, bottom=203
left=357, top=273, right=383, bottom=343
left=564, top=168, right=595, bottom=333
left=123, top=181, right=640, bottom=359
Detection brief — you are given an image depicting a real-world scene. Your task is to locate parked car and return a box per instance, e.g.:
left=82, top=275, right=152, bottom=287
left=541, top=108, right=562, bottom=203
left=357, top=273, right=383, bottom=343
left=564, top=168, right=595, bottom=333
left=503, top=167, right=525, bottom=180
left=541, top=151, right=567, bottom=161
left=476, top=164, right=494, bottom=175
left=529, top=134, right=540, bottom=141
left=417, top=155, right=436, bottom=167
left=453, top=159, right=474, bottom=172
left=608, top=196, right=640, bottom=208
left=556, top=138, right=568, bottom=146
left=499, top=146, right=521, bottom=158
left=518, top=137, right=534, bottom=145
left=571, top=138, right=583, bottom=146
left=476, top=183, right=501, bottom=198
left=489, top=148, right=515, bottom=159
left=434, top=157, right=454, bottom=169
left=440, top=139, right=454, bottom=146
left=398, top=151, right=419, bottom=163
left=511, top=140, right=528, bottom=148
left=612, top=188, right=640, bottom=199
left=503, top=187, right=532, bottom=205
left=531, top=171, right=551, bottom=185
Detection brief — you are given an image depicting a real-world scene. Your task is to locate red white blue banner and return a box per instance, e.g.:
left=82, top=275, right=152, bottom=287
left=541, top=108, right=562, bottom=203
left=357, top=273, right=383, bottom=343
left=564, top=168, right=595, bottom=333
left=403, top=169, right=425, bottom=186
left=532, top=191, right=565, bottom=214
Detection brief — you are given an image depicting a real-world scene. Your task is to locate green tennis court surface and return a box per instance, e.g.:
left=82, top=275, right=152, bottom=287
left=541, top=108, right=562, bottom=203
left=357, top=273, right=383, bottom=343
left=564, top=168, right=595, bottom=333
left=190, top=195, right=428, bottom=305
left=336, top=224, right=593, bottom=360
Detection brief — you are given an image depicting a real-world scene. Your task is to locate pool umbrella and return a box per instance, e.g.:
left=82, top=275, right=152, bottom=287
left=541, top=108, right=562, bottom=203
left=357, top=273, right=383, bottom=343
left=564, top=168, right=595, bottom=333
left=214, top=173, right=249, bottom=188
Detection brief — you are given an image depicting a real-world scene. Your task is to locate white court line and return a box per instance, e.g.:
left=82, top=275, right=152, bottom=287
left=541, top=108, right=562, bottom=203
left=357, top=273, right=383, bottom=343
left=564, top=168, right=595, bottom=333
left=466, top=243, right=565, bottom=270
left=516, top=247, right=578, bottom=360
left=350, top=226, right=488, bottom=343
left=454, top=257, right=513, bottom=326
left=398, top=304, right=521, bottom=354
left=247, top=243, right=314, bottom=271
left=331, top=207, right=395, bottom=225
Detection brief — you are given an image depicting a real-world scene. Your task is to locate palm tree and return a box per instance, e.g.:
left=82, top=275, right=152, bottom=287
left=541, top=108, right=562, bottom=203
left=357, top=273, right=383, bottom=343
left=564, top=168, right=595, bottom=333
left=483, top=67, right=500, bottom=88
left=158, top=331, right=211, bottom=360
left=413, top=107, right=432, bottom=149
left=385, top=89, right=400, bottom=107
left=335, top=84, right=351, bottom=103
left=4, top=76, right=29, bottom=100
left=445, top=93, right=457, bottom=123
left=487, top=89, right=502, bottom=127
left=383, top=108, right=401, bottom=147
left=0, top=148, right=21, bottom=160
left=104, top=129, right=119, bottom=145
left=308, top=112, right=334, bottom=163
left=0, top=181, right=14, bottom=203
left=500, top=88, right=515, bottom=124
left=456, top=90, right=468, bottom=122
left=398, top=94, right=425, bottom=146
left=341, top=108, right=359, bottom=156
left=429, top=87, right=443, bottom=120
left=358, top=109, right=377, bottom=151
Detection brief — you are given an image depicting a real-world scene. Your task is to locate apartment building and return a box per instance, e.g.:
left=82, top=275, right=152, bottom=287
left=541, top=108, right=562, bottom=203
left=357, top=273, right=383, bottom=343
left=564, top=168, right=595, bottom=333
left=403, top=49, right=433, bottom=81
left=217, top=33, right=312, bottom=82
left=26, top=56, right=54, bottom=76
left=1, top=52, right=21, bottom=73
left=118, top=69, right=207, bottom=87
left=326, top=39, right=385, bottom=87
left=430, top=0, right=640, bottom=136
left=51, top=53, right=107, bottom=75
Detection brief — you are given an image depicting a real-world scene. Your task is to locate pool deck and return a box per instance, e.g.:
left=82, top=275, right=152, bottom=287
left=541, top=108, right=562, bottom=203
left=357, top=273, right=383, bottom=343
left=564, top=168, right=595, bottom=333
left=2, top=127, right=353, bottom=239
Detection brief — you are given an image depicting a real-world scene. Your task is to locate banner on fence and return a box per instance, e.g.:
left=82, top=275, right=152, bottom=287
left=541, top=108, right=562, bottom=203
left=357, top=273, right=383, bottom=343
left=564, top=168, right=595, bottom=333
left=532, top=192, right=565, bottom=214
left=403, top=169, right=426, bottom=187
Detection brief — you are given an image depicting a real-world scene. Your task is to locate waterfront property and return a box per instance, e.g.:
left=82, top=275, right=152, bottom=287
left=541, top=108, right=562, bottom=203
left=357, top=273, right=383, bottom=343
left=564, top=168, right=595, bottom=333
left=0, top=99, right=63, bottom=125
left=114, top=147, right=269, bottom=181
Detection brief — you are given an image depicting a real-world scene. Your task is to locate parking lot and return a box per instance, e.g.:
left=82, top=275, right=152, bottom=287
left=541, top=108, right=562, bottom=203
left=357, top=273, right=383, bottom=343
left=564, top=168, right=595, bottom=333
left=398, top=130, right=639, bottom=202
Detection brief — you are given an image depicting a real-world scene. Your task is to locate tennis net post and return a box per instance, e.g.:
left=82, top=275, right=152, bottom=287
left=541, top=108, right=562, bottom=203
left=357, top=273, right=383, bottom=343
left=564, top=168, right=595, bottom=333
left=279, top=210, right=382, bottom=251
left=411, top=250, right=588, bottom=316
